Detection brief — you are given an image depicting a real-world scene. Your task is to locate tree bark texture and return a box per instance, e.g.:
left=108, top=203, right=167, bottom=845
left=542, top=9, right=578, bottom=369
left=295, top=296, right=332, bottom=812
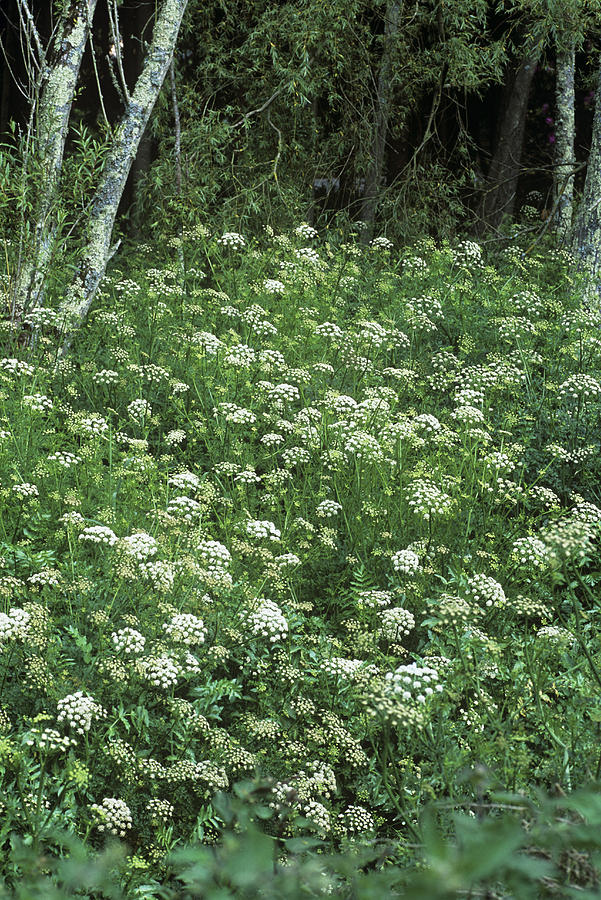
left=61, top=0, right=189, bottom=336
left=12, top=0, right=98, bottom=314
left=359, top=0, right=401, bottom=230
left=478, top=41, right=541, bottom=232
left=572, top=57, right=601, bottom=300
left=555, top=39, right=575, bottom=244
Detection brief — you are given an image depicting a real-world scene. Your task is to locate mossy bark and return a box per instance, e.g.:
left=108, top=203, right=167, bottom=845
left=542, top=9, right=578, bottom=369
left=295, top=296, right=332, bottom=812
left=573, top=58, right=601, bottom=301
left=60, top=0, right=189, bottom=337
left=13, top=0, right=98, bottom=314
left=555, top=39, right=575, bottom=244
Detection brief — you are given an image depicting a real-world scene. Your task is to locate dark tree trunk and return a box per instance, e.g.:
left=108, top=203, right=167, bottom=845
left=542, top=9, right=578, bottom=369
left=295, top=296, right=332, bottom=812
left=477, top=41, right=541, bottom=233
left=359, top=0, right=401, bottom=232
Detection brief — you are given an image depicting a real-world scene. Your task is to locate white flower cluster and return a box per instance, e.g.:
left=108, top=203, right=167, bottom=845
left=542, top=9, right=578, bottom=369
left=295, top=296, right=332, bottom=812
left=323, top=657, right=366, bottom=679
left=299, top=798, right=330, bottom=835
left=295, top=223, right=318, bottom=239
left=281, top=446, right=311, bottom=467
left=47, top=450, right=82, bottom=469
left=370, top=236, right=393, bottom=250
left=454, top=239, right=484, bottom=269
left=246, top=598, right=288, bottom=642
left=414, top=413, right=441, bottom=433
left=337, top=805, right=375, bottom=834
left=192, top=331, right=224, bottom=355
left=197, top=539, right=232, bottom=573
left=451, top=405, right=485, bottom=426
left=466, top=573, right=506, bottom=609
left=92, top=369, right=119, bottom=386
left=315, top=321, right=343, bottom=340
left=245, top=519, right=281, bottom=542
left=0, top=607, right=30, bottom=641
left=403, top=256, right=428, bottom=274
left=78, top=414, right=109, bottom=436
left=344, top=430, right=383, bottom=462
left=112, top=627, right=146, bottom=655
left=295, top=246, right=320, bottom=264
left=218, top=232, right=246, bottom=248
left=168, top=470, right=200, bottom=493
left=213, top=402, right=256, bottom=425
left=140, top=560, right=175, bottom=592
left=12, top=482, right=39, bottom=499
left=511, top=536, right=549, bottom=569
left=0, top=357, right=34, bottom=376
left=57, top=691, right=106, bottom=734
left=79, top=525, right=118, bottom=547
left=167, top=495, right=201, bottom=521
left=379, top=607, right=416, bottom=640
left=163, top=613, right=206, bottom=645
left=263, top=278, right=285, bottom=294
left=260, top=432, right=285, bottom=448
left=25, top=727, right=76, bottom=753
left=148, top=798, right=174, bottom=823
left=267, top=383, right=300, bottom=407
left=391, top=549, right=421, bottom=575
left=316, top=499, right=342, bottom=518
left=385, top=662, right=443, bottom=703
left=138, top=655, right=180, bottom=689
left=119, top=532, right=158, bottom=561
left=165, top=429, right=186, bottom=445
left=127, top=398, right=152, bottom=422
left=23, top=393, right=53, bottom=412
left=223, top=343, right=256, bottom=368
left=91, top=798, right=132, bottom=836
left=275, top=552, right=301, bottom=568
left=406, top=479, right=453, bottom=520
left=558, top=374, right=601, bottom=402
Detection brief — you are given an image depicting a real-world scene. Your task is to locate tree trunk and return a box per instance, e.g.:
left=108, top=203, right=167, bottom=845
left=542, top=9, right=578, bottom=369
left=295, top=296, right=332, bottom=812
left=12, top=0, right=98, bottom=315
left=478, top=41, right=541, bottom=233
left=555, top=38, right=575, bottom=244
left=60, top=0, right=189, bottom=339
left=572, top=57, right=601, bottom=301
left=359, top=0, right=401, bottom=231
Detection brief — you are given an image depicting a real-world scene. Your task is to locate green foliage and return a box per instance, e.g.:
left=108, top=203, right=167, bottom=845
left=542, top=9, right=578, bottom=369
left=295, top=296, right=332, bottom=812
left=0, top=220, right=601, bottom=893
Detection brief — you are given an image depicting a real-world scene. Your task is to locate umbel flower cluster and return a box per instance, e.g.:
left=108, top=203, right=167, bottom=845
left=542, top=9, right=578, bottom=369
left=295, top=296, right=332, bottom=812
left=2, top=223, right=601, bottom=868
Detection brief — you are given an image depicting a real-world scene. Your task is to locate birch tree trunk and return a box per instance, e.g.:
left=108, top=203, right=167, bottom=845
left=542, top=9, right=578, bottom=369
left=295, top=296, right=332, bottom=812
left=359, top=0, right=401, bottom=231
left=12, top=0, right=98, bottom=315
left=60, top=0, right=189, bottom=337
left=555, top=38, right=575, bottom=244
left=478, top=40, right=541, bottom=233
left=572, top=57, right=601, bottom=301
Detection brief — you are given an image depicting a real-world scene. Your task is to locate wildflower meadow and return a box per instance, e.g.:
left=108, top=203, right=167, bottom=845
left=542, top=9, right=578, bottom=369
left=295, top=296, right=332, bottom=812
left=2, top=221, right=601, bottom=896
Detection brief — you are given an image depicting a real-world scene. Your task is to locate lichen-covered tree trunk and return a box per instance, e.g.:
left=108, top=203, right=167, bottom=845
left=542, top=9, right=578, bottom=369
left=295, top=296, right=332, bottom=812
left=572, top=57, right=601, bottom=301
left=478, top=41, right=541, bottom=233
left=555, top=38, right=575, bottom=243
left=359, top=1, right=401, bottom=231
left=12, top=0, right=98, bottom=314
left=60, top=0, right=189, bottom=337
